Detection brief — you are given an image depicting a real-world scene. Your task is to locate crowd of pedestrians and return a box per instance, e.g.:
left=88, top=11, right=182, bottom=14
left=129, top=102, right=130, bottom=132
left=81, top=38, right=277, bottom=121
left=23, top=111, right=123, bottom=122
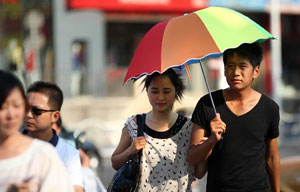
left=0, top=71, right=106, bottom=192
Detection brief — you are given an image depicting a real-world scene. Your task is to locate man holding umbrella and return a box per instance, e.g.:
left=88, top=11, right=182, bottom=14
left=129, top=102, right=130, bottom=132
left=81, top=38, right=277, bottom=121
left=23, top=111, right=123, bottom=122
left=188, top=43, right=280, bottom=192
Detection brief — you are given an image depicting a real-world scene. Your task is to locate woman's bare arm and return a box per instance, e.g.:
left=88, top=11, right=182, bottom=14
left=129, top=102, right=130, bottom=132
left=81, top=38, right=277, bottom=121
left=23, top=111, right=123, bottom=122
left=111, top=125, right=146, bottom=170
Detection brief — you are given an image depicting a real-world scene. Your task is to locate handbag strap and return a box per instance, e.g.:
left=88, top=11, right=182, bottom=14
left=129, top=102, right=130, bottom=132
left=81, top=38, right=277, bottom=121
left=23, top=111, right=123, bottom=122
left=136, top=113, right=145, bottom=161
left=136, top=113, right=145, bottom=137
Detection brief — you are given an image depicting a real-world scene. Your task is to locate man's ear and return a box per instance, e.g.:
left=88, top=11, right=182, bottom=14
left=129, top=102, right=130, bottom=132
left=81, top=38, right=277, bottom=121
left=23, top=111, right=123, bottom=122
left=253, top=65, right=260, bottom=78
left=52, top=111, right=60, bottom=123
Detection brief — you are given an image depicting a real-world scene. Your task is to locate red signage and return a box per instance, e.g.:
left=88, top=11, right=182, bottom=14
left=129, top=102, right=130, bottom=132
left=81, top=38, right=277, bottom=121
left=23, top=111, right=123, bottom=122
left=1, top=0, right=19, bottom=3
left=68, top=0, right=208, bottom=12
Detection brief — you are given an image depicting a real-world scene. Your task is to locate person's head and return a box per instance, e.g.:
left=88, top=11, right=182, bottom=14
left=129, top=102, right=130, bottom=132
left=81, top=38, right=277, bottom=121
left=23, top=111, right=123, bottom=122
left=25, top=81, right=63, bottom=133
left=223, top=43, right=263, bottom=68
left=222, top=43, right=262, bottom=90
left=143, top=68, right=185, bottom=112
left=0, top=70, right=28, bottom=139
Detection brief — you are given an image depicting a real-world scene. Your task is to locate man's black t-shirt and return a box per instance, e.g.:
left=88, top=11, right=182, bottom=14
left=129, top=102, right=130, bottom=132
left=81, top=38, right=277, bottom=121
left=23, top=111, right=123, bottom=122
left=192, top=90, right=279, bottom=192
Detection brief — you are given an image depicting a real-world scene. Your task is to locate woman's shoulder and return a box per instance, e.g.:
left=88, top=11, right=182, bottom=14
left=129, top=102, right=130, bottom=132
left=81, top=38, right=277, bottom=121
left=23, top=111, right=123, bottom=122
left=0, top=139, right=57, bottom=167
left=179, top=115, right=192, bottom=126
left=173, top=114, right=193, bottom=134
left=31, top=139, right=57, bottom=155
left=124, top=114, right=138, bottom=127
left=124, top=114, right=143, bottom=139
left=125, top=113, right=146, bottom=125
left=27, top=139, right=61, bottom=162
left=183, top=116, right=193, bottom=131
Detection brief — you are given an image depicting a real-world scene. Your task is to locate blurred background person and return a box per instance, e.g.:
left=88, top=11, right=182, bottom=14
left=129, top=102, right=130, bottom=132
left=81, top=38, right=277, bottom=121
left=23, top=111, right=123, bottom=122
left=53, top=117, right=107, bottom=191
left=0, top=70, right=72, bottom=192
left=52, top=116, right=76, bottom=147
left=80, top=149, right=107, bottom=192
left=24, top=81, right=83, bottom=192
left=71, top=42, right=84, bottom=97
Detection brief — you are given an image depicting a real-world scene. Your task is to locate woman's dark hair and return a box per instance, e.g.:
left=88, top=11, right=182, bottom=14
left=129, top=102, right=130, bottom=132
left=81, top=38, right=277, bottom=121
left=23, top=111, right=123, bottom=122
left=223, top=43, right=263, bottom=68
left=143, top=68, right=185, bottom=101
left=0, top=70, right=29, bottom=112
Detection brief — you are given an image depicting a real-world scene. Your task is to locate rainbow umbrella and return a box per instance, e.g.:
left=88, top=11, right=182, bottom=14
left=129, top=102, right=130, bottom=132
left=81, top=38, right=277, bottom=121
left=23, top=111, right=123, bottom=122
left=124, top=6, right=274, bottom=114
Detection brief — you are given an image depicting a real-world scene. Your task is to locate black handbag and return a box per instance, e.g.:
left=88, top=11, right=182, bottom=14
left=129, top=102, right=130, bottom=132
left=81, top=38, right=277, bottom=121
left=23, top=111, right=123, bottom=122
left=107, top=114, right=145, bottom=192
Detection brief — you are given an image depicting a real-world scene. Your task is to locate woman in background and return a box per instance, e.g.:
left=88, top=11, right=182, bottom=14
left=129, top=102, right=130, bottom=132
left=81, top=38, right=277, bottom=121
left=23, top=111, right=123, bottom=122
left=0, top=70, right=73, bottom=192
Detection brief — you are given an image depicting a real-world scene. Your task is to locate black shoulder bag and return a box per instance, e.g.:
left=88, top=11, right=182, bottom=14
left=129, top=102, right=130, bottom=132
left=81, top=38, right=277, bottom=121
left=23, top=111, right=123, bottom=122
left=107, top=114, right=145, bottom=192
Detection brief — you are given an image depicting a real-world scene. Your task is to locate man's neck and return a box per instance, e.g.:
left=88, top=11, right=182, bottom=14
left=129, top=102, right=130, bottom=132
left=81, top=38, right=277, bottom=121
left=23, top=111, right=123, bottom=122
left=223, top=88, right=261, bottom=116
left=28, top=128, right=54, bottom=142
left=224, top=87, right=255, bottom=102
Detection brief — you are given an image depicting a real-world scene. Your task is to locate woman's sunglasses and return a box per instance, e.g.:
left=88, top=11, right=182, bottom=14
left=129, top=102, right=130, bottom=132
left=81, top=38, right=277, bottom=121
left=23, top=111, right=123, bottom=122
left=30, top=106, right=56, bottom=116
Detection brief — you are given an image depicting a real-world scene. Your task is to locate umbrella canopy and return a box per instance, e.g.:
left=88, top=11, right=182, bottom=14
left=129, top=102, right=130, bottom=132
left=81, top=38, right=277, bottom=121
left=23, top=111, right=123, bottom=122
left=123, top=6, right=275, bottom=83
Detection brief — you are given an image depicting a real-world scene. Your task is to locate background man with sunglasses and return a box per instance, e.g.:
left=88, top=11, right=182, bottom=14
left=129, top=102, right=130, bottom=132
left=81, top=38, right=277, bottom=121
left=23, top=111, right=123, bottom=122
left=24, top=81, right=84, bottom=192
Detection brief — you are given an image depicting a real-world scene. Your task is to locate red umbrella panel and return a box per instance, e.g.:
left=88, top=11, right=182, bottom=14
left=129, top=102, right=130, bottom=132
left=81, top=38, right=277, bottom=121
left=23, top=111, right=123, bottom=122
left=124, top=13, right=220, bottom=83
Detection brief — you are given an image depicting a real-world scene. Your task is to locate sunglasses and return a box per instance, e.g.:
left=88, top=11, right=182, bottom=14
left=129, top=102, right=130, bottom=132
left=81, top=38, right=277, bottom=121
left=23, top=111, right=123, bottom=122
left=30, top=106, right=56, bottom=116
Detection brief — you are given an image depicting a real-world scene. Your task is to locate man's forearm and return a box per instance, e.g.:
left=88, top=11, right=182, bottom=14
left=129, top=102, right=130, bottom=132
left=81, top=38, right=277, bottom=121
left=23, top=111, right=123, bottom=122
left=266, top=156, right=280, bottom=192
left=194, top=160, right=208, bottom=179
left=188, top=137, right=216, bottom=166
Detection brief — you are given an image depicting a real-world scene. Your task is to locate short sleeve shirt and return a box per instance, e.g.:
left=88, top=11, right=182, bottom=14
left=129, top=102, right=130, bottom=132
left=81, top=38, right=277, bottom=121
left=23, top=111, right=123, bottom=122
left=56, top=137, right=83, bottom=187
left=191, top=90, right=279, bottom=192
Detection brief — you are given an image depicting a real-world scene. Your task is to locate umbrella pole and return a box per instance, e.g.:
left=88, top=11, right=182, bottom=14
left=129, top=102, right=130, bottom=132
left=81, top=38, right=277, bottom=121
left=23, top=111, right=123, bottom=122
left=199, top=60, right=217, bottom=116
left=199, top=59, right=223, bottom=149
left=199, top=60, right=223, bottom=148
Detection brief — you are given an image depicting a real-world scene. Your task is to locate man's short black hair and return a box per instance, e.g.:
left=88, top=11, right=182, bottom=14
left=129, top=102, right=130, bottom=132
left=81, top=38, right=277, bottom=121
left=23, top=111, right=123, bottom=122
left=223, top=43, right=263, bottom=68
left=27, top=81, right=63, bottom=111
